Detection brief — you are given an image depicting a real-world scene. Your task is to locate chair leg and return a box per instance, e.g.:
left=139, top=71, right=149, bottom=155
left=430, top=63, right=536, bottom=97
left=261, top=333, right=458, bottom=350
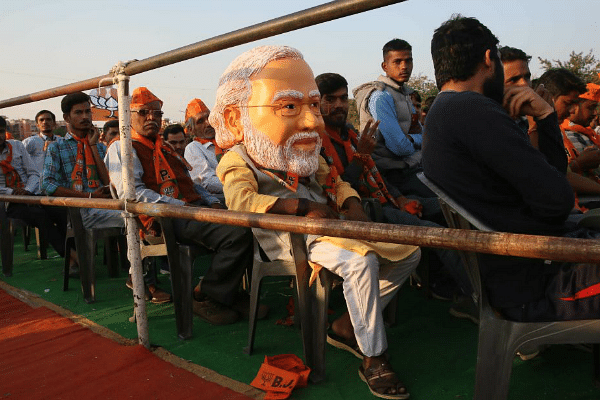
left=244, top=267, right=263, bottom=355
left=309, top=269, right=331, bottom=383
left=1, top=219, right=14, bottom=277
left=170, top=246, right=193, bottom=340
left=63, top=237, right=75, bottom=291
left=473, top=326, right=515, bottom=400
left=78, top=234, right=96, bottom=303
left=594, top=344, right=600, bottom=388
left=35, top=227, right=48, bottom=260
left=22, top=225, right=30, bottom=252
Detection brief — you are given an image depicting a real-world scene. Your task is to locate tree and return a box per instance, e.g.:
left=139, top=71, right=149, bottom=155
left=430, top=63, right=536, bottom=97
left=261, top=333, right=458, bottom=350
left=408, top=74, right=439, bottom=99
left=538, top=50, right=600, bottom=84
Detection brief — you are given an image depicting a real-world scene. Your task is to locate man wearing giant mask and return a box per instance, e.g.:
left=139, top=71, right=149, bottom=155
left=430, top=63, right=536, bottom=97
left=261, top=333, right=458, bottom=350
left=213, top=45, right=420, bottom=399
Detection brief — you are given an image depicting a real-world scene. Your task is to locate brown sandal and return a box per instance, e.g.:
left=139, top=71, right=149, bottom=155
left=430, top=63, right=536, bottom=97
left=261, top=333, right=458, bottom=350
left=358, top=361, right=409, bottom=399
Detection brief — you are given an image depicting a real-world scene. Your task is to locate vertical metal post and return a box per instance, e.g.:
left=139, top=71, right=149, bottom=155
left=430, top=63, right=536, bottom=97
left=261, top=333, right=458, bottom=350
left=115, top=66, right=149, bottom=348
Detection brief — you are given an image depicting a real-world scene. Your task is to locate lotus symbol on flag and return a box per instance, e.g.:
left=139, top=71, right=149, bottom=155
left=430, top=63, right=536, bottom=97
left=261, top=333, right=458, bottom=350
left=90, top=88, right=119, bottom=119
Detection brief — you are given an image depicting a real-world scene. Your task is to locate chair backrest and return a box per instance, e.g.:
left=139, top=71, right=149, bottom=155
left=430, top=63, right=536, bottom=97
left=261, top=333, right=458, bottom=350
left=416, top=172, right=494, bottom=309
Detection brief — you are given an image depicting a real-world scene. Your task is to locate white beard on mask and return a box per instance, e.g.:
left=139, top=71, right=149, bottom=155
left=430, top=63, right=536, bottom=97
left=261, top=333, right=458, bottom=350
left=241, top=109, right=322, bottom=177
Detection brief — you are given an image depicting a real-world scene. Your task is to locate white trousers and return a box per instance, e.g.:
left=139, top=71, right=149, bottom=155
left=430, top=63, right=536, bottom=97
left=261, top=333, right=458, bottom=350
left=308, top=241, right=421, bottom=357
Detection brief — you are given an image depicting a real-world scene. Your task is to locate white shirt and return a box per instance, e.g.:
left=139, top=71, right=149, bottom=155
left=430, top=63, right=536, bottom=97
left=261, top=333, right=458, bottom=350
left=23, top=133, right=61, bottom=177
left=0, top=139, right=40, bottom=195
left=184, top=140, right=224, bottom=195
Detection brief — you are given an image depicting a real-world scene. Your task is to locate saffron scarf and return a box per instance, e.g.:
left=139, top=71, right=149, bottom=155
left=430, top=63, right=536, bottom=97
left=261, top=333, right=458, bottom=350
left=70, top=134, right=100, bottom=192
left=131, top=131, right=192, bottom=201
left=320, top=126, right=399, bottom=208
left=259, top=165, right=339, bottom=210
left=194, top=137, right=224, bottom=162
left=0, top=142, right=24, bottom=189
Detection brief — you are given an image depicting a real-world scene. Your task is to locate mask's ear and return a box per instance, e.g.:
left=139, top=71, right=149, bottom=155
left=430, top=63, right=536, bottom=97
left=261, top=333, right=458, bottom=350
left=223, top=105, right=244, bottom=144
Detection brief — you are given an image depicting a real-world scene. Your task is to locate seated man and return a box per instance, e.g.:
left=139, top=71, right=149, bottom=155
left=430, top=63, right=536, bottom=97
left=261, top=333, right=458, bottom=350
left=23, top=110, right=62, bottom=178
left=163, top=124, right=187, bottom=157
left=424, top=15, right=600, bottom=322
left=0, top=116, right=66, bottom=258
left=42, top=92, right=124, bottom=230
left=105, top=87, right=254, bottom=325
left=42, top=92, right=125, bottom=278
left=183, top=98, right=225, bottom=202
left=316, top=72, right=473, bottom=316
left=353, top=39, right=432, bottom=198
left=559, top=80, right=600, bottom=180
left=213, top=45, right=421, bottom=399
left=100, top=119, right=120, bottom=147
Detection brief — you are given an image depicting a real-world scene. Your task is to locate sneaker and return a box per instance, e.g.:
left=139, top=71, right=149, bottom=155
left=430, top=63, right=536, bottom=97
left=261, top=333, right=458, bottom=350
left=449, top=294, right=479, bottom=324
left=193, top=298, right=239, bottom=325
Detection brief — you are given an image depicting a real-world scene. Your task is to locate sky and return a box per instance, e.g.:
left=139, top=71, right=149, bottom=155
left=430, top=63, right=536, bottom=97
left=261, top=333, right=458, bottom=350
left=1, top=0, right=599, bottom=123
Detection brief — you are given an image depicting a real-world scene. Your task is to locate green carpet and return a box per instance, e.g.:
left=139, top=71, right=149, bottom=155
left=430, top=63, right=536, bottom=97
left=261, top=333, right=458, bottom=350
left=2, top=231, right=599, bottom=400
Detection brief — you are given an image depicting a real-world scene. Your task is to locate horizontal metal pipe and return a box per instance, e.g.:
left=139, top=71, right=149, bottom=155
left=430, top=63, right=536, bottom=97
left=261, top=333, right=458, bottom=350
left=1, top=194, right=599, bottom=264
left=0, top=0, right=404, bottom=109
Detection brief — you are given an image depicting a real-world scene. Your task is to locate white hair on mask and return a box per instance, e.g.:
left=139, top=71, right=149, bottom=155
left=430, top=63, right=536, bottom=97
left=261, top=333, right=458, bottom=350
left=240, top=107, right=321, bottom=176
left=209, top=45, right=304, bottom=149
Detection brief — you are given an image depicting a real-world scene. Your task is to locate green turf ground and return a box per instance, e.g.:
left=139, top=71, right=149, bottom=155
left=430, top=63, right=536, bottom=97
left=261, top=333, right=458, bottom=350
left=2, top=231, right=599, bottom=400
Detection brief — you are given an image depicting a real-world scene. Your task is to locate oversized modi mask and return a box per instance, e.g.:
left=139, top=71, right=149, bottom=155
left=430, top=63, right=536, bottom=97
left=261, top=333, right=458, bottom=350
left=209, top=45, right=325, bottom=177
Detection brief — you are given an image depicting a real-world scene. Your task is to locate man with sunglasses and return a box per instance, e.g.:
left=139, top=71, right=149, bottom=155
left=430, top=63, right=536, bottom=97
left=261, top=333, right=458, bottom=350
left=105, top=87, right=255, bottom=325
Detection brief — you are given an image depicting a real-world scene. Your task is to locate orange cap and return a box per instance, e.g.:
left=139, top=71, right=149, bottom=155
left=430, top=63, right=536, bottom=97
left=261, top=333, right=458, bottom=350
left=580, top=82, right=600, bottom=102
left=185, top=98, right=209, bottom=122
left=131, top=87, right=163, bottom=109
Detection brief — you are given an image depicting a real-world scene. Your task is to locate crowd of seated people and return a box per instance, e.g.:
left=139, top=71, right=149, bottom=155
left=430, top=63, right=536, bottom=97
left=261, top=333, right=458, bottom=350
left=2, top=16, right=600, bottom=399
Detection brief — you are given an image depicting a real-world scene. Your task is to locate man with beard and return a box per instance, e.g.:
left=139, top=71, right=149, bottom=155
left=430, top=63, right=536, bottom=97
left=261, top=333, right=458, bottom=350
left=316, top=72, right=474, bottom=320
left=500, top=48, right=600, bottom=202
left=100, top=119, right=120, bottom=147
left=546, top=75, right=599, bottom=181
left=183, top=98, right=225, bottom=202
left=24, top=110, right=61, bottom=177
left=214, top=45, right=421, bottom=399
left=105, top=87, right=254, bottom=323
left=424, top=15, right=600, bottom=322
left=163, top=124, right=187, bottom=157
left=0, top=116, right=67, bottom=259
left=353, top=39, right=432, bottom=198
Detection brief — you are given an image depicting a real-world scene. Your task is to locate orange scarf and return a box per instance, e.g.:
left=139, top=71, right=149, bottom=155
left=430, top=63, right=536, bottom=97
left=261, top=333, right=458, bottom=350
left=320, top=126, right=399, bottom=209
left=0, top=142, right=24, bottom=189
left=560, top=120, right=599, bottom=212
left=258, top=165, right=339, bottom=211
left=132, top=131, right=192, bottom=201
left=194, top=137, right=224, bottom=161
left=70, top=134, right=100, bottom=192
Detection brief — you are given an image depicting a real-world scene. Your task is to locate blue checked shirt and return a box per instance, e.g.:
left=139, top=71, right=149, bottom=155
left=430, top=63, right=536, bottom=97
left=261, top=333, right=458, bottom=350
left=41, top=132, right=107, bottom=195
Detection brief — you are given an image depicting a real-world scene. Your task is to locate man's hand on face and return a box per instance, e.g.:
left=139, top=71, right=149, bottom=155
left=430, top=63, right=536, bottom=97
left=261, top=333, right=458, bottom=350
left=355, top=119, right=379, bottom=157
left=88, top=126, right=100, bottom=145
left=305, top=201, right=339, bottom=219
left=11, top=188, right=32, bottom=196
left=503, top=85, right=554, bottom=120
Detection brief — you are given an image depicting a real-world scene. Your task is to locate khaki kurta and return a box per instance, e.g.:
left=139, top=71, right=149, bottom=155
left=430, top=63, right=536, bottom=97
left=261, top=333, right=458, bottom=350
left=216, top=144, right=418, bottom=265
